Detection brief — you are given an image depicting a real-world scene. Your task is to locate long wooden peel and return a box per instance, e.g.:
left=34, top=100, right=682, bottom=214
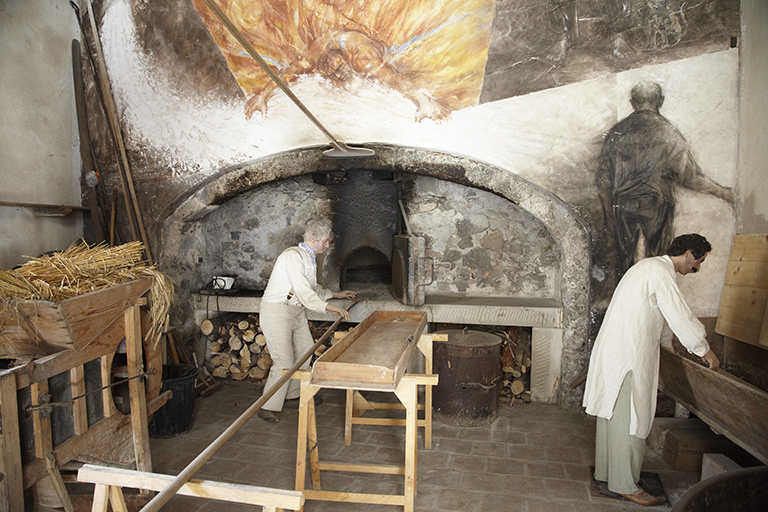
left=140, top=300, right=360, bottom=511
left=199, top=0, right=374, bottom=159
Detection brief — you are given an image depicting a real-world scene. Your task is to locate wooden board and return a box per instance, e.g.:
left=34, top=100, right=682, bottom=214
left=0, top=278, right=152, bottom=356
left=659, top=347, right=768, bottom=465
left=311, top=311, right=427, bottom=391
left=716, top=234, right=768, bottom=349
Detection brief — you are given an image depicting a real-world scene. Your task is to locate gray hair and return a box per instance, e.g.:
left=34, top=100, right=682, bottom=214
left=630, top=81, right=664, bottom=111
left=304, top=218, right=333, bottom=242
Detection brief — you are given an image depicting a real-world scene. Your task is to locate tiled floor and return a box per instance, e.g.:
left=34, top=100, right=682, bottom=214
left=143, top=380, right=700, bottom=511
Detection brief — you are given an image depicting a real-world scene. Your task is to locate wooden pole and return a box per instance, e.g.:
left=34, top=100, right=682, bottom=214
left=86, top=3, right=153, bottom=264
left=140, top=302, right=357, bottom=511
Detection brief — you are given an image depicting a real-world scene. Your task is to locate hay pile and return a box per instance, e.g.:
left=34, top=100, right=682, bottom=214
left=0, top=241, right=173, bottom=347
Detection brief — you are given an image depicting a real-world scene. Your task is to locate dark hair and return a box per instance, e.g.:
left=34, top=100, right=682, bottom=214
left=666, top=234, right=712, bottom=259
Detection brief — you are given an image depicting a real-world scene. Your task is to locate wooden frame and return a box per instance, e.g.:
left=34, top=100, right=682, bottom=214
left=343, top=332, right=445, bottom=449
left=77, top=464, right=304, bottom=512
left=0, top=297, right=166, bottom=510
left=294, top=370, right=438, bottom=511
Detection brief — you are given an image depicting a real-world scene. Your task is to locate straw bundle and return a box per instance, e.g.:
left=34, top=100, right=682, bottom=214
left=0, top=241, right=173, bottom=347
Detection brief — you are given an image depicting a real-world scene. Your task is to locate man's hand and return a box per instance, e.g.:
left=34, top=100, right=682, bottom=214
left=332, top=290, right=356, bottom=300
left=702, top=349, right=720, bottom=371
left=326, top=304, right=350, bottom=321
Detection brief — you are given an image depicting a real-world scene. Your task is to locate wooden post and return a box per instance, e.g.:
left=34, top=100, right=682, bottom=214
left=125, top=301, right=152, bottom=474
left=0, top=372, right=24, bottom=510
left=31, top=380, right=53, bottom=458
left=395, top=378, right=418, bottom=512
left=44, top=453, right=75, bottom=512
left=70, top=364, right=88, bottom=435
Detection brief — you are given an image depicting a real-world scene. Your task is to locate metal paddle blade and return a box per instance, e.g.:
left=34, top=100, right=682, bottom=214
left=323, top=145, right=376, bottom=158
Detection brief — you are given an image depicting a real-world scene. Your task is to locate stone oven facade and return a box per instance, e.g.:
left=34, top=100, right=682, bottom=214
left=160, top=144, right=591, bottom=410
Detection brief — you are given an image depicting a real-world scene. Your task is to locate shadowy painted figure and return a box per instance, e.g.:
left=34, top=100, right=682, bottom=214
left=595, top=81, right=733, bottom=280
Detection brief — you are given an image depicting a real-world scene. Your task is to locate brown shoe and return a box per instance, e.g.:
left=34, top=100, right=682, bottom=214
left=620, top=490, right=660, bottom=506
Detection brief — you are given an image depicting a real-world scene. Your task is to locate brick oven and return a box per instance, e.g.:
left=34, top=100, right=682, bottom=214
left=159, top=144, right=591, bottom=410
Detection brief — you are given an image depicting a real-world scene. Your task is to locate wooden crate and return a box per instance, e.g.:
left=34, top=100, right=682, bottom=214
left=0, top=277, right=153, bottom=357
left=311, top=310, right=427, bottom=391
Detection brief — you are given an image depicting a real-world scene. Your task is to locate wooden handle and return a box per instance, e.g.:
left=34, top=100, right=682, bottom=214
left=140, top=301, right=358, bottom=511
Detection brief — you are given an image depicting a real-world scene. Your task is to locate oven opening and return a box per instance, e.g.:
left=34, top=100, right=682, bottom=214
left=341, top=246, right=391, bottom=290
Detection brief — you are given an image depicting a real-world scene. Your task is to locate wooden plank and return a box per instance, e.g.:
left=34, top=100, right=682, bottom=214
left=23, top=392, right=169, bottom=490
left=0, top=278, right=152, bottom=356
left=716, top=286, right=768, bottom=344
left=659, top=347, right=768, bottom=464
left=303, top=489, right=404, bottom=506
left=44, top=453, right=75, bottom=512
left=77, top=465, right=305, bottom=510
left=71, top=365, right=88, bottom=436
left=395, top=377, right=417, bottom=512
left=31, top=380, right=53, bottom=459
left=125, top=304, right=152, bottom=474
left=716, top=234, right=768, bottom=348
left=317, top=462, right=405, bottom=475
left=0, top=372, right=24, bottom=510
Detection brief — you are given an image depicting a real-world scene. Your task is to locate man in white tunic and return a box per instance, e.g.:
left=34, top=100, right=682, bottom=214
left=257, top=218, right=356, bottom=422
left=583, top=233, right=720, bottom=506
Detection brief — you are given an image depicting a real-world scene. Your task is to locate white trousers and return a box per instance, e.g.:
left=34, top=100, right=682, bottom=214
left=594, top=371, right=646, bottom=495
left=259, top=301, right=315, bottom=412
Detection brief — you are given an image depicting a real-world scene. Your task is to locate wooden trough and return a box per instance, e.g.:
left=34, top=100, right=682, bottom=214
left=659, top=346, right=768, bottom=465
left=0, top=277, right=152, bottom=357
left=311, top=310, right=428, bottom=391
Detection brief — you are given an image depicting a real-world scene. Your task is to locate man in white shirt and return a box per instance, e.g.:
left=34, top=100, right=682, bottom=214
left=258, top=218, right=356, bottom=421
left=583, top=233, right=720, bottom=506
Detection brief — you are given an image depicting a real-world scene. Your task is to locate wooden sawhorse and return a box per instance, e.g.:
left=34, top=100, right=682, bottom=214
left=293, top=370, right=438, bottom=512
left=343, top=332, right=444, bottom=449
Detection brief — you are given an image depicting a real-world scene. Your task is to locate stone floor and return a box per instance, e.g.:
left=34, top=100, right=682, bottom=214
left=140, top=379, right=700, bottom=511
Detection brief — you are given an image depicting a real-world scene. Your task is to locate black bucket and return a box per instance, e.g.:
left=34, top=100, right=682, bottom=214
left=672, top=466, right=768, bottom=511
left=148, top=364, right=198, bottom=438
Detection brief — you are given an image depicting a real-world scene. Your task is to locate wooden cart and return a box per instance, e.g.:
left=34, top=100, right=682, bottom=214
left=294, top=311, right=438, bottom=512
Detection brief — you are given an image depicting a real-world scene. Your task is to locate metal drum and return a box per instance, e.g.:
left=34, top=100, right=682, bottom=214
left=432, top=329, right=502, bottom=426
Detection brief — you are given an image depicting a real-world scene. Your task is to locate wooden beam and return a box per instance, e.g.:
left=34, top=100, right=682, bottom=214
left=0, top=372, right=24, bottom=510
left=76, top=465, right=304, bottom=510
left=125, top=304, right=151, bottom=473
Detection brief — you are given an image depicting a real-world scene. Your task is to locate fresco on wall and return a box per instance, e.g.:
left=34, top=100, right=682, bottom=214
left=481, top=0, right=739, bottom=103
left=192, top=0, right=496, bottom=122
left=596, top=80, right=734, bottom=282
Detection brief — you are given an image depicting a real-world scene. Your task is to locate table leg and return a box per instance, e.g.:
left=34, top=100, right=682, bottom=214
left=295, top=372, right=320, bottom=508
left=344, top=389, right=354, bottom=446
left=395, top=378, right=418, bottom=512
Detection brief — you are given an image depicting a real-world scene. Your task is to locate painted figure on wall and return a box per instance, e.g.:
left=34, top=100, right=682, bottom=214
left=595, top=81, right=733, bottom=280
left=193, top=0, right=496, bottom=121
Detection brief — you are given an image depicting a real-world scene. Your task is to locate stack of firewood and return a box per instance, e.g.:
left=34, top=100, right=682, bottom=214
left=204, top=314, right=344, bottom=384
left=205, top=314, right=273, bottom=382
left=500, top=327, right=532, bottom=405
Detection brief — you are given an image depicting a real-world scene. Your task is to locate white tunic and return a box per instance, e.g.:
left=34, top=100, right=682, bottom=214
left=583, top=255, right=710, bottom=438
left=262, top=246, right=332, bottom=313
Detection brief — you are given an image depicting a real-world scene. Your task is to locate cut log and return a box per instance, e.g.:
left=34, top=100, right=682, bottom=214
left=209, top=341, right=222, bottom=353
left=254, top=333, right=266, bottom=347
left=248, top=342, right=261, bottom=355
left=228, top=335, right=242, bottom=352
left=257, top=352, right=273, bottom=370
left=200, top=319, right=214, bottom=336
left=237, top=320, right=250, bottom=331
left=212, top=366, right=229, bottom=378
left=510, top=380, right=525, bottom=396
left=247, top=366, right=267, bottom=380
left=242, top=329, right=255, bottom=342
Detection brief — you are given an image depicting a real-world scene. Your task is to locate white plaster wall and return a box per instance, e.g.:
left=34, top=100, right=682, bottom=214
left=0, top=0, right=82, bottom=268
left=738, top=0, right=768, bottom=233
left=99, top=0, right=738, bottom=316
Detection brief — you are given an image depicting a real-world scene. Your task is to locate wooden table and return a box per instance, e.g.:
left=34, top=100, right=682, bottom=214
left=292, top=311, right=439, bottom=511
